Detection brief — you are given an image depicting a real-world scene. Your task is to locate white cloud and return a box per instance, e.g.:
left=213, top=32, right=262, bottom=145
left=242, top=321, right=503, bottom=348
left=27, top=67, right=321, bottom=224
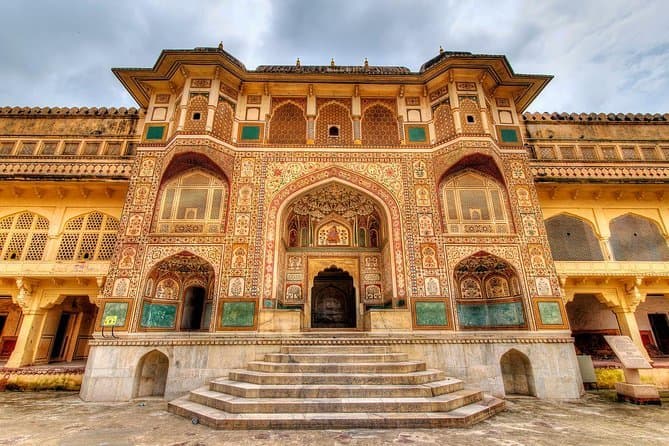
left=0, top=0, right=666, bottom=112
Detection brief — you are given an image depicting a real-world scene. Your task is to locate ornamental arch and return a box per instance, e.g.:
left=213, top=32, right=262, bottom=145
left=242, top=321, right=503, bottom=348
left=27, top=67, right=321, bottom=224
left=438, top=155, right=513, bottom=235
left=265, top=168, right=406, bottom=328
left=453, top=251, right=527, bottom=330
left=609, top=213, right=669, bottom=261
left=138, top=251, right=215, bottom=332
left=545, top=213, right=604, bottom=261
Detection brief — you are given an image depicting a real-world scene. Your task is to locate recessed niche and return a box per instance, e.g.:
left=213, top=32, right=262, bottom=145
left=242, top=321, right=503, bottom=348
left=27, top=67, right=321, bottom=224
left=192, top=112, right=202, bottom=121
left=328, top=125, right=340, bottom=137
left=407, top=109, right=421, bottom=122
left=246, top=107, right=260, bottom=121
left=466, top=115, right=476, bottom=123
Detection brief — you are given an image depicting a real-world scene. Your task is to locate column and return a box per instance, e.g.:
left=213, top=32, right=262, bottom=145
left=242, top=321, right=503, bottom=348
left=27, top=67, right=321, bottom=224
left=447, top=81, right=462, bottom=134
left=205, top=75, right=220, bottom=133
left=612, top=307, right=650, bottom=361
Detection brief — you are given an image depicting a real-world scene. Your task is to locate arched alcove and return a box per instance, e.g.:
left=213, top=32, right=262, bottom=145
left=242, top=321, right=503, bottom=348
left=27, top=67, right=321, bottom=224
left=134, top=350, right=169, bottom=398
left=545, top=214, right=604, bottom=261
left=500, top=349, right=536, bottom=396
left=454, top=251, right=526, bottom=329
left=140, top=252, right=215, bottom=331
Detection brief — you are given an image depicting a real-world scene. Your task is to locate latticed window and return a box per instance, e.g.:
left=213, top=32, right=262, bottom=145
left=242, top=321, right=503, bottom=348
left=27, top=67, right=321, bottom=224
left=56, top=212, right=119, bottom=261
left=156, top=170, right=227, bottom=234
left=441, top=170, right=510, bottom=234
left=0, top=212, right=49, bottom=261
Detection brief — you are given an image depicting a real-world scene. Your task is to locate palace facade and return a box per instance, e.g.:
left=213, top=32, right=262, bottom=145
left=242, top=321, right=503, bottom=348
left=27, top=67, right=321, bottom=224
left=0, top=46, right=667, bottom=403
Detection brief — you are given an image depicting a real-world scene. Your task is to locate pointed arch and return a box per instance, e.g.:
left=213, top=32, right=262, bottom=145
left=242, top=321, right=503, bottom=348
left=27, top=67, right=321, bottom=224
left=545, top=213, right=604, bottom=261
left=0, top=211, right=49, bottom=261
left=439, top=159, right=512, bottom=234
left=140, top=251, right=216, bottom=332
left=454, top=251, right=526, bottom=329
left=56, top=211, right=119, bottom=261
left=134, top=349, right=169, bottom=398
left=609, top=213, right=669, bottom=261
left=268, top=101, right=307, bottom=144
left=361, top=103, right=399, bottom=146
left=315, top=100, right=353, bottom=145
left=500, top=349, right=536, bottom=396
left=265, top=167, right=406, bottom=302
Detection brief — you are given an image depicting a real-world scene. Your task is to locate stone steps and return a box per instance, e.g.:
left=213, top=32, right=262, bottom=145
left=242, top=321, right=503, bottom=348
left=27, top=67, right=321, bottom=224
left=168, top=396, right=506, bottom=429
left=246, top=360, right=426, bottom=374
left=167, top=345, right=505, bottom=429
left=228, top=369, right=445, bottom=385
left=210, top=377, right=464, bottom=398
left=187, top=386, right=483, bottom=413
left=264, top=352, right=409, bottom=363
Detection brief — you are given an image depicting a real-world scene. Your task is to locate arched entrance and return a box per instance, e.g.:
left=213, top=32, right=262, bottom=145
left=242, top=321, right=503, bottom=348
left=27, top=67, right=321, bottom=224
left=273, top=178, right=398, bottom=330
left=134, top=350, right=169, bottom=398
left=311, top=266, right=356, bottom=329
left=500, top=349, right=536, bottom=396
left=181, top=286, right=206, bottom=330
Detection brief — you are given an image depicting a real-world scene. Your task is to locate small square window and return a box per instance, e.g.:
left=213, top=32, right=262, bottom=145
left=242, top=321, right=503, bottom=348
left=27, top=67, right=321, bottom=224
left=466, top=115, right=476, bottom=123
left=192, top=112, right=201, bottom=121
left=328, top=126, right=340, bottom=137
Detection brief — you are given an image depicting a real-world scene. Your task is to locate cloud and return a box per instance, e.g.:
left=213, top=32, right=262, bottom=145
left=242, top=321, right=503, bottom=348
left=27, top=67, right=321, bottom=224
left=0, top=0, right=666, bottom=112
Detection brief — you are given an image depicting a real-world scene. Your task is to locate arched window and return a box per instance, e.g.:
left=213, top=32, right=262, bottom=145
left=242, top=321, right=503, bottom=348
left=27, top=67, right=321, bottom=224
left=441, top=170, right=510, bottom=234
left=156, top=170, right=227, bottom=234
left=609, top=214, right=669, bottom=261
left=0, top=212, right=49, bottom=261
left=545, top=214, right=604, bottom=261
left=56, top=212, right=119, bottom=261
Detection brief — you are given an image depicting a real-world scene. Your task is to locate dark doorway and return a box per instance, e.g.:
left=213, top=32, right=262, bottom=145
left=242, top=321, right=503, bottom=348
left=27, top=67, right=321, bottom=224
left=649, top=313, right=669, bottom=354
left=0, top=314, right=6, bottom=335
left=311, top=266, right=356, bottom=329
left=181, top=286, right=206, bottom=330
left=50, top=313, right=73, bottom=361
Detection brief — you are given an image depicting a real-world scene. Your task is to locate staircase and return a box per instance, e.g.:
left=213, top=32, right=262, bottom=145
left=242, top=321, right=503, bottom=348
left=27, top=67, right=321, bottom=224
left=168, top=345, right=505, bottom=429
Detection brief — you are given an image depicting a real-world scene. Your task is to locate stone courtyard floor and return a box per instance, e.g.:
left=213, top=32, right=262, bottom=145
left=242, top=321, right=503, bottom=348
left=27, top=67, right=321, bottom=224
left=0, top=391, right=667, bottom=445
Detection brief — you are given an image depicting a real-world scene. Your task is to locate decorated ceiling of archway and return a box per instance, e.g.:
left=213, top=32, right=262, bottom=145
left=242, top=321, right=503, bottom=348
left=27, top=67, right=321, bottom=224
left=288, top=183, right=379, bottom=219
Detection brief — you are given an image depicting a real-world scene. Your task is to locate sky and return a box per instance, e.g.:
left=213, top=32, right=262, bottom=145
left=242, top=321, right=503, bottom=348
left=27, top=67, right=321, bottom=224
left=0, top=0, right=667, bottom=113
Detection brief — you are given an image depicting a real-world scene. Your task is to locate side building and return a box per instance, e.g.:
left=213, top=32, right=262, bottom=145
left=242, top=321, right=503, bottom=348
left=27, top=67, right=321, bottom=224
left=0, top=47, right=666, bottom=401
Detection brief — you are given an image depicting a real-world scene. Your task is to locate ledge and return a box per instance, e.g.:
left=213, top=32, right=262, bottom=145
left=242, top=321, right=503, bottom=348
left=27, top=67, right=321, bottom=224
left=0, top=260, right=110, bottom=278
left=555, top=261, right=669, bottom=277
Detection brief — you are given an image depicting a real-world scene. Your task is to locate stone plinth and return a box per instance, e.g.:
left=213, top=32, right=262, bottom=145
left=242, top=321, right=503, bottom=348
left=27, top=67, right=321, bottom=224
left=615, top=382, right=661, bottom=405
left=363, top=309, right=412, bottom=331
left=257, top=309, right=301, bottom=332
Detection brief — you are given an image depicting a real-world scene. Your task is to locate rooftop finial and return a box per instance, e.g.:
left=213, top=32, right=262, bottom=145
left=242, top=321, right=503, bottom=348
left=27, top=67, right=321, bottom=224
left=296, top=57, right=301, bottom=68
left=330, top=58, right=335, bottom=67
left=218, top=41, right=224, bottom=50
left=364, top=57, right=369, bottom=69
left=439, top=45, right=444, bottom=54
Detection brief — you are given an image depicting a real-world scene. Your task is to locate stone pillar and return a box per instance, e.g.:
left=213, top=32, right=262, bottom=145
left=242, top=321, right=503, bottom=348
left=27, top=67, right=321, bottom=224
left=352, top=116, right=362, bottom=145
left=6, top=308, right=46, bottom=368
left=447, top=82, right=463, bottom=134
left=612, top=307, right=650, bottom=361
left=176, top=80, right=190, bottom=132
left=306, top=116, right=315, bottom=144
left=476, top=82, right=491, bottom=135
left=205, top=75, right=220, bottom=133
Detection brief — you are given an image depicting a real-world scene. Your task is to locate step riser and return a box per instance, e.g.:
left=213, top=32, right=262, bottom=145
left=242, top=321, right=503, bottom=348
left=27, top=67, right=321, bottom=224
left=280, top=346, right=390, bottom=354
left=228, top=371, right=444, bottom=385
left=264, top=353, right=409, bottom=363
left=210, top=382, right=463, bottom=398
left=189, top=391, right=483, bottom=414
left=247, top=362, right=426, bottom=374
left=167, top=399, right=506, bottom=430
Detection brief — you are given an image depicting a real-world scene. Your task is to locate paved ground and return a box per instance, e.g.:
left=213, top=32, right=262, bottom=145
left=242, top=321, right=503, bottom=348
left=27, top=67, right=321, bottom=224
left=0, top=391, right=667, bottom=446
